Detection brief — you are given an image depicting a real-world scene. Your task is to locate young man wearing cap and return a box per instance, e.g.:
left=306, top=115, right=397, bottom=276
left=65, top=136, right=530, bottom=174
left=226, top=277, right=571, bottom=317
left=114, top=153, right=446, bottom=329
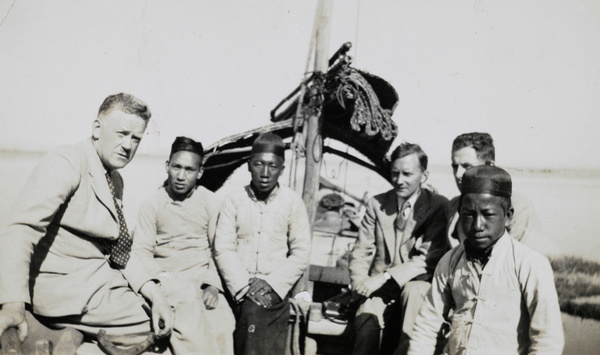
left=126, top=136, right=234, bottom=355
left=409, top=165, right=563, bottom=354
left=214, top=132, right=311, bottom=355
left=349, top=142, right=449, bottom=355
left=448, top=132, right=540, bottom=248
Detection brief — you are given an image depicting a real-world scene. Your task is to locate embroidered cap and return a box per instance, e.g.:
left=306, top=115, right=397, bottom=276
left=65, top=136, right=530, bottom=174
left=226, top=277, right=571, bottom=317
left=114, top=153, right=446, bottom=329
left=251, top=133, right=285, bottom=158
left=461, top=164, right=512, bottom=198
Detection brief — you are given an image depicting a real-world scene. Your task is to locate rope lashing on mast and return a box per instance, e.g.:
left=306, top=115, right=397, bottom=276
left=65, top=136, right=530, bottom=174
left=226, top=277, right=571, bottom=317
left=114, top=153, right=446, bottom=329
left=326, top=67, right=398, bottom=141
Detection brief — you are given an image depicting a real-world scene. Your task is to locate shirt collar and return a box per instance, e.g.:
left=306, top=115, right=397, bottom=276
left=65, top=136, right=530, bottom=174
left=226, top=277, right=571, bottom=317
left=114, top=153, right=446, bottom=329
left=463, top=230, right=509, bottom=267
left=163, top=184, right=197, bottom=203
left=398, top=188, right=420, bottom=211
left=246, top=183, right=280, bottom=203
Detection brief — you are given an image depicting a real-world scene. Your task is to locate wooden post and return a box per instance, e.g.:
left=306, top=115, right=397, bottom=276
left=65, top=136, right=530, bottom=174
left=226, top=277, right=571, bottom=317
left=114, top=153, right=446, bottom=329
left=294, top=0, right=333, bottom=297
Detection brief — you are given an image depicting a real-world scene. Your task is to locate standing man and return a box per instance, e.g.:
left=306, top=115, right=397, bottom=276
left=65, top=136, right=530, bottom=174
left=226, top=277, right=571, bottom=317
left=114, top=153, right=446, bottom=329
left=448, top=132, right=540, bottom=248
left=409, top=165, right=563, bottom=354
left=214, top=132, right=311, bottom=355
left=0, top=93, right=208, bottom=354
left=129, top=136, right=234, bottom=355
left=349, top=142, right=449, bottom=355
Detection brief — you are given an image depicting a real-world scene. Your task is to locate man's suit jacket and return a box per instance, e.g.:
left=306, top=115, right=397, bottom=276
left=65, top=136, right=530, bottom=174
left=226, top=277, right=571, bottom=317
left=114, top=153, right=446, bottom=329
left=0, top=138, right=147, bottom=317
left=349, top=188, right=449, bottom=288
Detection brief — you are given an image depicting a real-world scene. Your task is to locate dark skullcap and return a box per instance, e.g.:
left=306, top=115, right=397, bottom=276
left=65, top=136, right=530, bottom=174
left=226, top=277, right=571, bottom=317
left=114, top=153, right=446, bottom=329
left=170, top=136, right=204, bottom=158
left=251, top=132, right=285, bottom=158
left=461, top=165, right=512, bottom=198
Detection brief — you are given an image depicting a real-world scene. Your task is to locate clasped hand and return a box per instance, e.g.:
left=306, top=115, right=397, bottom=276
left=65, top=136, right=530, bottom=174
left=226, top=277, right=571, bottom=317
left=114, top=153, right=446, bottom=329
left=354, top=274, right=387, bottom=297
left=245, top=278, right=280, bottom=308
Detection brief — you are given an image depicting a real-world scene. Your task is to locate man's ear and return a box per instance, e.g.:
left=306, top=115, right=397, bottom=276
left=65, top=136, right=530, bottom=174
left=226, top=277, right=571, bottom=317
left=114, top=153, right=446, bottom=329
left=165, top=160, right=170, bottom=173
left=196, top=167, right=204, bottom=181
left=420, top=170, right=429, bottom=185
left=505, top=206, right=515, bottom=228
left=92, top=119, right=101, bottom=140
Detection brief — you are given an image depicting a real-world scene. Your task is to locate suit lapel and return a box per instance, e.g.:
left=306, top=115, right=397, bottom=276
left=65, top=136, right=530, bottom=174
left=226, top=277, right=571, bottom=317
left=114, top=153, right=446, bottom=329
left=377, top=190, right=398, bottom=260
left=85, top=139, right=118, bottom=220
left=408, top=189, right=430, bottom=239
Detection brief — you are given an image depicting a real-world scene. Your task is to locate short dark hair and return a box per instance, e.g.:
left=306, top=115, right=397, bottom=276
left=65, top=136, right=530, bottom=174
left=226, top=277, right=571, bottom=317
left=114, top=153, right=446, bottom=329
left=98, top=93, right=151, bottom=121
left=169, top=136, right=204, bottom=161
left=452, top=132, right=495, bottom=163
left=390, top=142, right=428, bottom=171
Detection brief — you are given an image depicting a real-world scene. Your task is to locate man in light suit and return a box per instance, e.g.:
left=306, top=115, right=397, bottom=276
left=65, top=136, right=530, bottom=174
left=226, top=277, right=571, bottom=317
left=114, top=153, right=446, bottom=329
left=0, top=93, right=210, bottom=354
left=349, top=142, right=449, bottom=355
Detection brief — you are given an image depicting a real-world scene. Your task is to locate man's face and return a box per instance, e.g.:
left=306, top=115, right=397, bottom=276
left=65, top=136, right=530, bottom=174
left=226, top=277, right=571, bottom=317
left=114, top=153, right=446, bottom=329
left=390, top=153, right=428, bottom=200
left=92, top=109, right=147, bottom=170
left=248, top=152, right=284, bottom=194
left=165, top=151, right=203, bottom=199
left=451, top=146, right=486, bottom=192
left=460, top=193, right=513, bottom=250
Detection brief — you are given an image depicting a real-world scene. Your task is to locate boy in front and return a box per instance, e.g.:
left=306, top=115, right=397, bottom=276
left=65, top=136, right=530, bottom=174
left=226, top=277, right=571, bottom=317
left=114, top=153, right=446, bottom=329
left=409, top=165, right=563, bottom=354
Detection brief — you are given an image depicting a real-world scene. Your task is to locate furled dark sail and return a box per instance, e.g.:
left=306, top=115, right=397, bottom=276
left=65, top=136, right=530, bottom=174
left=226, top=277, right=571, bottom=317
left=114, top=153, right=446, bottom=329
left=200, top=43, right=399, bottom=192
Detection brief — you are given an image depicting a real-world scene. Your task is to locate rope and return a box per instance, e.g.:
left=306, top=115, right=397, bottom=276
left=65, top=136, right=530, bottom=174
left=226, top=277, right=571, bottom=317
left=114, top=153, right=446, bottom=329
left=327, top=67, right=397, bottom=141
left=289, top=299, right=309, bottom=355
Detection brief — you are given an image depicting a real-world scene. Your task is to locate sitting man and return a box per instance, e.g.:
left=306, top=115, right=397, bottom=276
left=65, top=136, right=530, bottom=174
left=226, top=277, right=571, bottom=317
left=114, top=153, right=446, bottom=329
left=409, top=165, right=563, bottom=354
left=214, top=132, right=311, bottom=355
left=128, top=136, right=234, bottom=355
left=448, top=132, right=540, bottom=248
left=349, top=142, right=449, bottom=355
left=0, top=93, right=209, bottom=354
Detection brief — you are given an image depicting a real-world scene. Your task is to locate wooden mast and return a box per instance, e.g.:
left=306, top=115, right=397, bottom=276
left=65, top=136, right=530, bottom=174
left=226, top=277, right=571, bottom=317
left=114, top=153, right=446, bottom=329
left=294, top=0, right=333, bottom=296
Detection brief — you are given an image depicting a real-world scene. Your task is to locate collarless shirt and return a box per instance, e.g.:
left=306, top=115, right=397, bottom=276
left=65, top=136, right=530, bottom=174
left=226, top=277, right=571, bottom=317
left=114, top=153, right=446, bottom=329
left=410, top=232, right=564, bottom=355
left=214, top=184, right=311, bottom=299
left=129, top=185, right=222, bottom=291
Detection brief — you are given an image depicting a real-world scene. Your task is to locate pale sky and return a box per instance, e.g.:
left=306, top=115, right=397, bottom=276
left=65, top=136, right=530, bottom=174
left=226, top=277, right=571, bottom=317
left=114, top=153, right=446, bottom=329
left=0, top=0, right=599, bottom=170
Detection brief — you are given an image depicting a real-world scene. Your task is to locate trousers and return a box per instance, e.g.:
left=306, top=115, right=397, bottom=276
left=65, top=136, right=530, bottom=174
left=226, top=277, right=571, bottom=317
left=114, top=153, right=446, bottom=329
left=353, top=280, right=430, bottom=355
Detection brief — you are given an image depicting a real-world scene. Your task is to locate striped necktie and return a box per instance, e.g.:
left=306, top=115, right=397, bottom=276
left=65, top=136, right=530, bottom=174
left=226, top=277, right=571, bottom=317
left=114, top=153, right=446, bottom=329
left=395, top=200, right=412, bottom=231
left=105, top=172, right=132, bottom=269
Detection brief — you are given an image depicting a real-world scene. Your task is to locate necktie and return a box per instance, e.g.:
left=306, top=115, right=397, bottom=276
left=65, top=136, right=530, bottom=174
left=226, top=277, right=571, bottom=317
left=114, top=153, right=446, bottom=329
left=105, top=172, right=132, bottom=269
left=395, top=200, right=412, bottom=231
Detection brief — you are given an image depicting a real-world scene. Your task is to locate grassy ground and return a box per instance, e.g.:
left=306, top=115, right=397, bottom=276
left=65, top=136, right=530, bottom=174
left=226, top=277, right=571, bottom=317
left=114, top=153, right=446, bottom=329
left=550, top=255, right=600, bottom=320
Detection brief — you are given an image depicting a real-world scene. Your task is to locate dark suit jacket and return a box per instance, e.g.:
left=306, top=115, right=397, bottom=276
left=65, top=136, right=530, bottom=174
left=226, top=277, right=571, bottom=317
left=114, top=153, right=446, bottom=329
left=349, top=188, right=449, bottom=288
left=0, top=139, right=147, bottom=317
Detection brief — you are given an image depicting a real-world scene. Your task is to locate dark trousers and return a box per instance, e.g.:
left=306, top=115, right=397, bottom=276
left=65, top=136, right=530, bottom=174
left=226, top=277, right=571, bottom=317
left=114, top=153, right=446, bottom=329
left=352, top=300, right=403, bottom=355
left=352, top=280, right=402, bottom=355
left=234, top=296, right=290, bottom=355
left=352, top=279, right=430, bottom=355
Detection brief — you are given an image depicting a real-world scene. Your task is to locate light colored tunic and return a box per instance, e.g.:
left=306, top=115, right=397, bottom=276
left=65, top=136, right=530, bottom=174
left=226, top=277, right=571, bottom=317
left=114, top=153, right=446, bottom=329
left=130, top=186, right=222, bottom=290
left=409, top=233, right=564, bottom=355
left=214, top=185, right=311, bottom=300
left=129, top=185, right=234, bottom=355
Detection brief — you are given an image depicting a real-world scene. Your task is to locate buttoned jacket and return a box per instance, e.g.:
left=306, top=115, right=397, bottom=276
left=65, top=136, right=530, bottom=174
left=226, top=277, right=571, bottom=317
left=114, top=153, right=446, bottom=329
left=349, top=188, right=449, bottom=288
left=214, top=185, right=311, bottom=299
left=409, top=234, right=564, bottom=354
